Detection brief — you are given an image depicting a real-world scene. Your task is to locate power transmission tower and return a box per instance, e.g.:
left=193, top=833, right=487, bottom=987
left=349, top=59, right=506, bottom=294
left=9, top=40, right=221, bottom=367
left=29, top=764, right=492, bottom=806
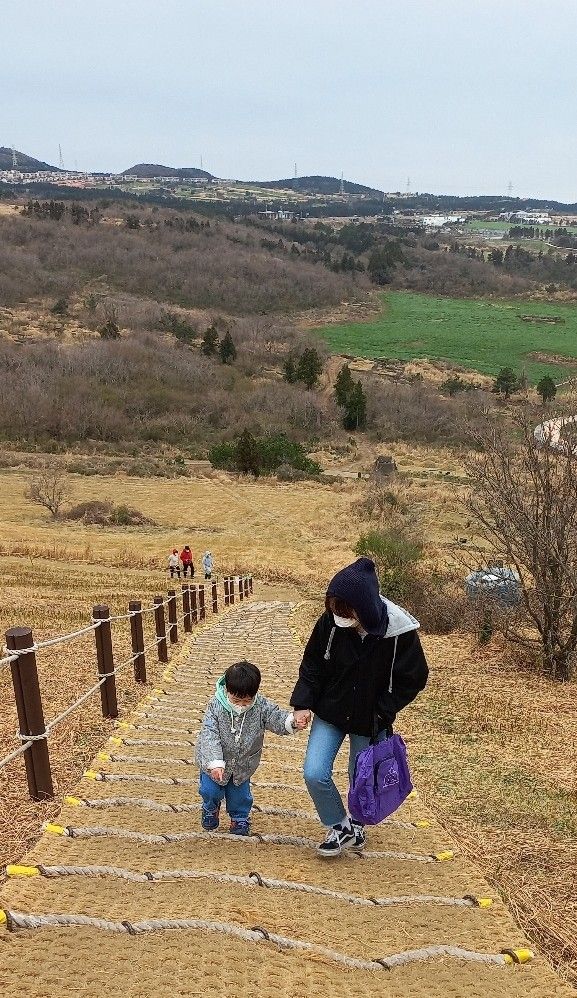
left=406, top=176, right=411, bottom=194
left=507, top=180, right=514, bottom=198
left=58, top=144, right=64, bottom=170
left=294, top=162, right=297, bottom=179
left=340, top=171, right=344, bottom=196
left=11, top=146, right=18, bottom=169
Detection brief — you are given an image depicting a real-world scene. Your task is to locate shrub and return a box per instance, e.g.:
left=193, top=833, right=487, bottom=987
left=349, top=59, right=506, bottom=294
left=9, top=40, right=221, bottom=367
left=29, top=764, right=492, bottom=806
left=355, top=528, right=423, bottom=604
left=65, top=500, right=156, bottom=526
left=209, top=432, right=320, bottom=477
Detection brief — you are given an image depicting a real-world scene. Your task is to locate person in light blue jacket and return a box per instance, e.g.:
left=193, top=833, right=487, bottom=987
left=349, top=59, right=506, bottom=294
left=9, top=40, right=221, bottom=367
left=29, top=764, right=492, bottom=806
left=202, top=551, right=214, bottom=579
left=196, top=660, right=308, bottom=835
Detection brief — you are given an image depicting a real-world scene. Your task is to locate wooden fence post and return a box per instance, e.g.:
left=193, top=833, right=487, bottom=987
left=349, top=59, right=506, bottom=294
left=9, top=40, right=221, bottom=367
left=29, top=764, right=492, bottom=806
left=167, top=589, right=178, bottom=644
left=5, top=626, right=54, bottom=801
left=190, top=586, right=198, bottom=626
left=238, top=576, right=244, bottom=601
left=229, top=576, right=235, bottom=605
left=212, top=580, right=218, bottom=614
left=182, top=585, right=192, bottom=633
left=249, top=575, right=253, bottom=594
left=224, top=577, right=230, bottom=606
left=154, top=597, right=168, bottom=663
left=93, top=605, right=118, bottom=719
left=244, top=576, right=250, bottom=599
left=198, top=584, right=206, bottom=621
left=129, top=601, right=146, bottom=684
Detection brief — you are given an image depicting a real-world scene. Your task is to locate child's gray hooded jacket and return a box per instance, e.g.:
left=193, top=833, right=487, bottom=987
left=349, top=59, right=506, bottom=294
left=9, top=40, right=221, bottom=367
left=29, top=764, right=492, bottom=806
left=195, top=676, right=295, bottom=785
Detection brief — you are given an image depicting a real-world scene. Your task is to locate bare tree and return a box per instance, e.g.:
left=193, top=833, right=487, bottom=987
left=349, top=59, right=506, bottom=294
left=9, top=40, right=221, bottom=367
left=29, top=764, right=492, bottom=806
left=25, top=464, right=73, bottom=518
left=466, top=415, right=577, bottom=680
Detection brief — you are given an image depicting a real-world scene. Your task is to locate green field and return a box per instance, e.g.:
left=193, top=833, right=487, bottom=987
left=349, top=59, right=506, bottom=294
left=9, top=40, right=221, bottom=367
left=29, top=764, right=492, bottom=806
left=317, top=291, right=577, bottom=382
left=465, top=219, right=577, bottom=235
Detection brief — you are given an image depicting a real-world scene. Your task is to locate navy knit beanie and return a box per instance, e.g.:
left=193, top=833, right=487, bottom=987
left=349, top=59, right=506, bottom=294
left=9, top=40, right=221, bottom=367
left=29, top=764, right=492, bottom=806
left=326, top=557, right=389, bottom=636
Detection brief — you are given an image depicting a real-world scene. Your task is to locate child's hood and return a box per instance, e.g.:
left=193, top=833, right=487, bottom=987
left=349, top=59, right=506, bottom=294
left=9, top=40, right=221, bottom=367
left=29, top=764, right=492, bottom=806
left=215, top=675, right=257, bottom=715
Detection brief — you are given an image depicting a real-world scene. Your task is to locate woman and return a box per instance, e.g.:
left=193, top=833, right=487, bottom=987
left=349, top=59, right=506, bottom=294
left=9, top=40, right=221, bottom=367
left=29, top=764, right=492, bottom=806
left=291, top=557, right=429, bottom=858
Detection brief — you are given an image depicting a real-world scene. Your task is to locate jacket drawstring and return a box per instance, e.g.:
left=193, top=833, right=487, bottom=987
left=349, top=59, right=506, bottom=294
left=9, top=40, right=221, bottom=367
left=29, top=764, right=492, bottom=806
left=230, top=710, right=247, bottom=742
left=324, top=626, right=336, bottom=660
left=388, top=635, right=398, bottom=693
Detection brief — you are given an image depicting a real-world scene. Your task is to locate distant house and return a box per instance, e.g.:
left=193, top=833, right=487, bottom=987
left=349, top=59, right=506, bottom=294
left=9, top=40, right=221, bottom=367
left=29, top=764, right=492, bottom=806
left=419, top=214, right=465, bottom=228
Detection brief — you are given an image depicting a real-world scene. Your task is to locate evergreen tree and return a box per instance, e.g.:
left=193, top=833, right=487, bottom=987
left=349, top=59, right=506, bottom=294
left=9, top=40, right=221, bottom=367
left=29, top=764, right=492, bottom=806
left=296, top=347, right=323, bottom=389
left=493, top=367, right=518, bottom=398
left=235, top=429, right=261, bottom=476
left=536, top=375, right=557, bottom=404
left=343, top=380, right=367, bottom=430
left=283, top=352, right=299, bottom=383
left=201, top=324, right=219, bottom=356
left=334, top=363, right=355, bottom=406
left=219, top=330, right=237, bottom=364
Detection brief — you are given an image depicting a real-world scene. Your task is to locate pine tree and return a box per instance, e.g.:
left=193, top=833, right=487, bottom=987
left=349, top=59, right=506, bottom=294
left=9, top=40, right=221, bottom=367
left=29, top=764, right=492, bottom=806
left=283, top=352, right=299, bottom=383
left=201, top=324, right=219, bottom=356
left=296, top=347, right=323, bottom=389
left=343, top=380, right=367, bottom=430
left=536, top=375, right=557, bottom=404
left=235, top=430, right=261, bottom=476
left=334, top=363, right=354, bottom=406
left=493, top=367, right=518, bottom=398
left=219, top=330, right=237, bottom=364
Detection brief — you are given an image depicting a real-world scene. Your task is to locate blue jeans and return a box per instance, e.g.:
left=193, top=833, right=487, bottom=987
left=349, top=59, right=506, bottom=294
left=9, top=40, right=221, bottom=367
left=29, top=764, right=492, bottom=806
left=303, top=715, right=388, bottom=827
left=199, top=771, right=253, bottom=822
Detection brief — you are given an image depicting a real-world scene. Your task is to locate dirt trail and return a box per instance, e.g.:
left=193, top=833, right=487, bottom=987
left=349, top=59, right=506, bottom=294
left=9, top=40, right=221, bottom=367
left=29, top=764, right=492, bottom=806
left=1, top=599, right=573, bottom=997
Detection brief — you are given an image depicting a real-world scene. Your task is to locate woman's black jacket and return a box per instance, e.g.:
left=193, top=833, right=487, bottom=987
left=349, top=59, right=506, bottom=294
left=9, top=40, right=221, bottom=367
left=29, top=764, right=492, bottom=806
left=290, top=611, right=429, bottom=737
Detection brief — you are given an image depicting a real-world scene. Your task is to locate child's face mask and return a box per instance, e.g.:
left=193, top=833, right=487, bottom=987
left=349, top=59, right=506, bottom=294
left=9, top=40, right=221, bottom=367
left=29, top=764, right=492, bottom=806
left=333, top=614, right=357, bottom=628
left=226, top=694, right=254, bottom=714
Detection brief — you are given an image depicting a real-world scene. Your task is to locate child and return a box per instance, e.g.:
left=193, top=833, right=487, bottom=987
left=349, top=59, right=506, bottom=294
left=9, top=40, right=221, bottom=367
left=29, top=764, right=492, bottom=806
left=202, top=551, right=213, bottom=579
left=196, top=660, right=308, bottom=835
left=168, top=549, right=181, bottom=578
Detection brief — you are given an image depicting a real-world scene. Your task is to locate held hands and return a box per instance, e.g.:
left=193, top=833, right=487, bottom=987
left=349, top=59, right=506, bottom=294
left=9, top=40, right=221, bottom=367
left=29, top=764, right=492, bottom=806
left=209, top=767, right=225, bottom=782
left=292, top=709, right=311, bottom=731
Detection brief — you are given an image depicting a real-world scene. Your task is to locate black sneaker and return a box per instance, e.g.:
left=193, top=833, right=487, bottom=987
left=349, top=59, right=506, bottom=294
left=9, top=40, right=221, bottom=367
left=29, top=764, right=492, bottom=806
left=351, top=821, right=366, bottom=851
left=316, top=822, right=356, bottom=859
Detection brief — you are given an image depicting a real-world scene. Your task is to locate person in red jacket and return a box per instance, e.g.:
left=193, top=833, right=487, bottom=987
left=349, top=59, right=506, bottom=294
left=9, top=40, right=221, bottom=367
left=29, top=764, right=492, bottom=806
left=180, top=545, right=194, bottom=578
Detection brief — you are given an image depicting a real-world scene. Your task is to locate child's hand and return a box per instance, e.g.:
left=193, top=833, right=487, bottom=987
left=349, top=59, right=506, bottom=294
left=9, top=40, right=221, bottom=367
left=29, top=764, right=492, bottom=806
left=209, top=767, right=225, bottom=782
left=292, top=709, right=311, bottom=730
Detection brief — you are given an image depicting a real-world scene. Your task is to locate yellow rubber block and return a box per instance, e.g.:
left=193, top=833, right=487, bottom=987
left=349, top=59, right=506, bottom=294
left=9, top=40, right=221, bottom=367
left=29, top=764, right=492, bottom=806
left=63, top=796, right=83, bottom=807
left=407, top=790, right=418, bottom=799
left=108, top=736, right=123, bottom=746
left=0, top=911, right=6, bottom=926
left=83, top=770, right=100, bottom=780
left=6, top=865, right=40, bottom=877
left=45, top=823, right=66, bottom=836
left=153, top=688, right=168, bottom=696
left=116, top=722, right=134, bottom=730
left=413, top=820, right=430, bottom=828
left=476, top=897, right=494, bottom=908
left=97, top=753, right=111, bottom=762
left=435, top=850, right=454, bottom=862
left=503, top=949, right=534, bottom=965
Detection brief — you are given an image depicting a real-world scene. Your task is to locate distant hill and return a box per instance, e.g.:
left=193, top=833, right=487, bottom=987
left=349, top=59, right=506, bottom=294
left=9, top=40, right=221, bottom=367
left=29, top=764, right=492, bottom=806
left=122, top=163, right=214, bottom=180
left=0, top=147, right=59, bottom=172
left=255, top=175, right=384, bottom=197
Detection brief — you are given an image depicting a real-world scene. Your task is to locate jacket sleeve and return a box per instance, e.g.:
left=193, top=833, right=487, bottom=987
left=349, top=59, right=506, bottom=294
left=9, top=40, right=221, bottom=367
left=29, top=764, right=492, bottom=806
left=289, top=615, right=328, bottom=710
left=195, top=702, right=225, bottom=771
left=259, top=697, right=295, bottom=736
left=377, top=630, right=429, bottom=724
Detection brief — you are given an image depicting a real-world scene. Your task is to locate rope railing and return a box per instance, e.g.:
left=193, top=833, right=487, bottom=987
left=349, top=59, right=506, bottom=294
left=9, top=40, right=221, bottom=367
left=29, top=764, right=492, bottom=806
left=1, top=575, right=253, bottom=801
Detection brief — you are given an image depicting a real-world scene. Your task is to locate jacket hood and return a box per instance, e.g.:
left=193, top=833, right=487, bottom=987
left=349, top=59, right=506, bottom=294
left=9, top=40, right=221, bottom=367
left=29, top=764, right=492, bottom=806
left=327, top=557, right=389, bottom=636
left=381, top=596, right=420, bottom=636
left=215, top=675, right=256, bottom=714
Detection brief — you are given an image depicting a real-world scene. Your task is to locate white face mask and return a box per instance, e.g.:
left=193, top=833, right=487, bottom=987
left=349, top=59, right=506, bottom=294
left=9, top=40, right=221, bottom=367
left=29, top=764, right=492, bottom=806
left=226, top=696, right=254, bottom=715
left=333, top=614, right=357, bottom=628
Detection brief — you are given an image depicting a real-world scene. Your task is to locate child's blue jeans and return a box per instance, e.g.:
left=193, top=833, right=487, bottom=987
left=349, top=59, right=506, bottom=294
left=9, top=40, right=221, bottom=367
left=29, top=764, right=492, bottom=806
left=199, top=771, right=253, bottom=821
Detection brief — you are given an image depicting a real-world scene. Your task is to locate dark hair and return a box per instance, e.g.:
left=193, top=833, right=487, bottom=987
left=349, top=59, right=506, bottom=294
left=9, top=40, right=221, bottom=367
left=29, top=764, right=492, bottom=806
left=224, top=660, right=261, bottom=698
left=325, top=595, right=355, bottom=618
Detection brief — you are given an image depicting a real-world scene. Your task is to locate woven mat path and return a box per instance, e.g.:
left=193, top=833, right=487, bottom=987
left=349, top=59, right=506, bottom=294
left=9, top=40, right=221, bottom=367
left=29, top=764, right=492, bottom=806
left=1, top=600, right=573, bottom=997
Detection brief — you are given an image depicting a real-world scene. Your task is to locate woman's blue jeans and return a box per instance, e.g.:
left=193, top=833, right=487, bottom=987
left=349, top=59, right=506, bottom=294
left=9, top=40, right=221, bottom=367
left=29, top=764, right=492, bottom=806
left=303, top=714, right=387, bottom=827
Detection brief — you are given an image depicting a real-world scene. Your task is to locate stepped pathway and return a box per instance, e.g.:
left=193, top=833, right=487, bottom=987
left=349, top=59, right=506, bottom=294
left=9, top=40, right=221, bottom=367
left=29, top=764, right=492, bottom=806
left=1, top=600, right=573, bottom=997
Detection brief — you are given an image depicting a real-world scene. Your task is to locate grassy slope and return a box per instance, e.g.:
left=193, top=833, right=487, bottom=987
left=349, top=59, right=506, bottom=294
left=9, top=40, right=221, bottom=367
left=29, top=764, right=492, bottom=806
left=317, top=291, right=577, bottom=381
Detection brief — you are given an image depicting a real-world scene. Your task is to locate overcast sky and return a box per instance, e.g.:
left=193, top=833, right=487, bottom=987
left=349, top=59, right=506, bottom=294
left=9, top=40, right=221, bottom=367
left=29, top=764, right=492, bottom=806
left=3, top=0, right=577, bottom=200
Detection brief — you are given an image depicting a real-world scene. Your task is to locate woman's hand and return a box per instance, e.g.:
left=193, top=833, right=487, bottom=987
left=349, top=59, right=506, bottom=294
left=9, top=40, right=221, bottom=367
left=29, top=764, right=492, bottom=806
left=209, top=767, right=225, bottom=782
left=292, top=709, right=311, bottom=730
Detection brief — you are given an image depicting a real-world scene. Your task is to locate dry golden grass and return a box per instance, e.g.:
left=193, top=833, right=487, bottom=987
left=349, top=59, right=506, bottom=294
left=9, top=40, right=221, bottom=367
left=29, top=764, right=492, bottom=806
left=1, top=458, right=576, bottom=986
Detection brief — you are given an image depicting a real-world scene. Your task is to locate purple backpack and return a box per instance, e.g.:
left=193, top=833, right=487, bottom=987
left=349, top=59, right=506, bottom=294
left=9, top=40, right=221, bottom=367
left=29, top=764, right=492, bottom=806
left=348, top=733, right=413, bottom=825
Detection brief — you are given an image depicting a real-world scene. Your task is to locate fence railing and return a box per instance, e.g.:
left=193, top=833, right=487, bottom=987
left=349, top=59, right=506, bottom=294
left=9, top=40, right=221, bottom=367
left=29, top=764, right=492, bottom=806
left=0, top=574, right=253, bottom=802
